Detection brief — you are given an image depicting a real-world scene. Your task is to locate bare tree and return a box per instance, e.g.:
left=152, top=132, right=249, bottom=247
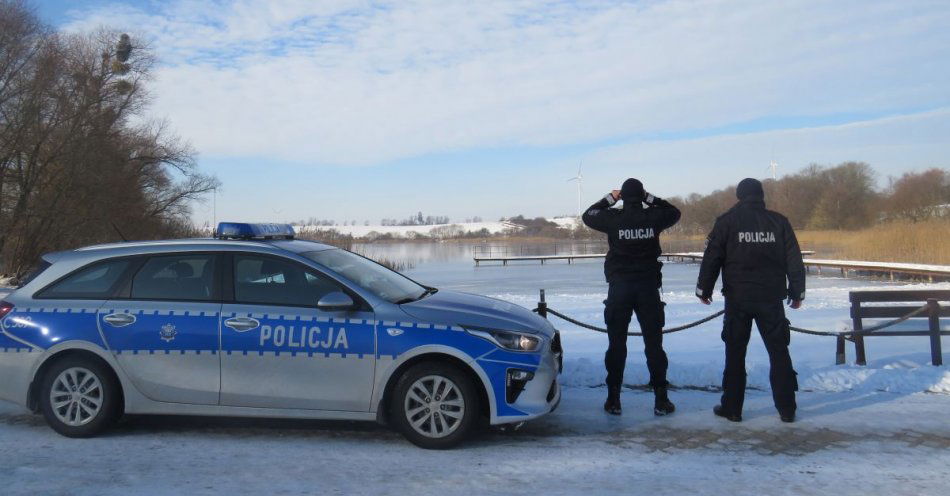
left=0, top=1, right=218, bottom=276
left=885, top=168, right=950, bottom=222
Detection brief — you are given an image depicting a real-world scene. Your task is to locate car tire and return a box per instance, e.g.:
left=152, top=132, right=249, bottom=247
left=39, top=356, right=120, bottom=438
left=391, top=362, right=480, bottom=449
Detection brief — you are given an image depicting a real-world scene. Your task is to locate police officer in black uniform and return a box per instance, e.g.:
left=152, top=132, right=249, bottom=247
left=695, top=178, right=806, bottom=423
left=582, top=178, right=681, bottom=416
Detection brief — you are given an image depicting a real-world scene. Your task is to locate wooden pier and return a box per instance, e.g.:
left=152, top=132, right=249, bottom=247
left=475, top=250, right=950, bottom=281
left=474, top=253, right=607, bottom=266
left=663, top=252, right=949, bottom=282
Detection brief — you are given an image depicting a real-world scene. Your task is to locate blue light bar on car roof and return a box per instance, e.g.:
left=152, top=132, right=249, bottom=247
left=216, top=222, right=295, bottom=240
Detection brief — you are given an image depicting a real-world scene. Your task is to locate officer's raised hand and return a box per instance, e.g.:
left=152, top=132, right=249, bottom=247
left=610, top=189, right=621, bottom=201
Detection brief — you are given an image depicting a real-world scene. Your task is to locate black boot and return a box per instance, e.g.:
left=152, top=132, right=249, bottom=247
left=713, top=404, right=742, bottom=422
left=604, top=386, right=622, bottom=415
left=779, top=410, right=796, bottom=423
left=653, top=386, right=675, bottom=416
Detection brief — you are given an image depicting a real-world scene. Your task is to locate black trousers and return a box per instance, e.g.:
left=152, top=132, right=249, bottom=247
left=604, top=280, right=667, bottom=389
left=720, top=299, right=798, bottom=415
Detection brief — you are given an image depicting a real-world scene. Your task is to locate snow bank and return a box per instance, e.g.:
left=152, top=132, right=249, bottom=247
left=559, top=356, right=950, bottom=394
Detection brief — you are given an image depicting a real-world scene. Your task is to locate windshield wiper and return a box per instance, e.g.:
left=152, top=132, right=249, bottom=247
left=395, top=287, right=438, bottom=305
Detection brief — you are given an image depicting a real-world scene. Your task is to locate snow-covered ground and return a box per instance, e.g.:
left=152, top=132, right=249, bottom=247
left=1, top=389, right=948, bottom=495
left=1, top=245, right=949, bottom=494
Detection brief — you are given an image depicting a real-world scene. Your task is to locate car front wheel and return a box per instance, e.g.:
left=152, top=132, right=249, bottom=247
left=39, top=357, right=120, bottom=438
left=392, top=362, right=480, bottom=449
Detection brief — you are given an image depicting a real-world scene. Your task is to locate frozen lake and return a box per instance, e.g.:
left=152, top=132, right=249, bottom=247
left=366, top=242, right=950, bottom=394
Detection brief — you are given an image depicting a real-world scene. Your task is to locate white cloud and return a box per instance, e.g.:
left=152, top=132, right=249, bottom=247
left=62, top=0, right=950, bottom=165
left=574, top=108, right=950, bottom=200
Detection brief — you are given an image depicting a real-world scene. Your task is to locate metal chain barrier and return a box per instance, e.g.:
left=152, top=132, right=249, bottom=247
left=533, top=289, right=931, bottom=338
left=788, top=304, right=930, bottom=337
left=537, top=306, right=725, bottom=336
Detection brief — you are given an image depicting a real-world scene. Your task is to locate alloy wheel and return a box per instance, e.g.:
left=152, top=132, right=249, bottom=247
left=404, top=375, right=466, bottom=439
left=49, top=367, right=103, bottom=427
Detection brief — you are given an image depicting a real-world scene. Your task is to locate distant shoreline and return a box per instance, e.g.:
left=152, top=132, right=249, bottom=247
left=298, top=220, right=950, bottom=266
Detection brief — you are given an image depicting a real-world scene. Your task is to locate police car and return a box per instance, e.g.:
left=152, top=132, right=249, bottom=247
left=0, top=223, right=561, bottom=449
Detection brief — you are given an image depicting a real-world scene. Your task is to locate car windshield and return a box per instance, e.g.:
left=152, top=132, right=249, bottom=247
left=302, top=249, right=429, bottom=304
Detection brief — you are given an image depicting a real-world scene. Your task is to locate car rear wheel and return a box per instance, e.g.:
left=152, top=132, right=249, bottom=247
left=392, top=362, right=480, bottom=449
left=39, top=357, right=120, bottom=438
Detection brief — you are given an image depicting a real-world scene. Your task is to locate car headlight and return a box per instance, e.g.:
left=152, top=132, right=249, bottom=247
left=464, top=327, right=541, bottom=352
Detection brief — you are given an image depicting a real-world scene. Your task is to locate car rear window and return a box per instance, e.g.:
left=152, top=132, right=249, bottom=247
left=38, top=259, right=132, bottom=299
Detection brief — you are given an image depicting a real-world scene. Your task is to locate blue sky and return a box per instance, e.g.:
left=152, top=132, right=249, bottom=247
left=39, top=0, right=950, bottom=226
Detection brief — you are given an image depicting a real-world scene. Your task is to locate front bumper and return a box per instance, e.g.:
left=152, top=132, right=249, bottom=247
left=490, top=331, right=562, bottom=425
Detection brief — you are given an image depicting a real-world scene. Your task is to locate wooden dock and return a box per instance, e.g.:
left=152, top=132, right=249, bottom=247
left=475, top=250, right=950, bottom=281
left=472, top=251, right=814, bottom=266
left=663, top=252, right=949, bottom=282
left=663, top=252, right=815, bottom=262
left=474, top=253, right=607, bottom=266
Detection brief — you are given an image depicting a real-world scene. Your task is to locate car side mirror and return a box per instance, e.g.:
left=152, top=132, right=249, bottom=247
left=317, top=291, right=356, bottom=312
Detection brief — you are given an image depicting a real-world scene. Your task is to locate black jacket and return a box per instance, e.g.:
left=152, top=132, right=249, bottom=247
left=582, top=194, right=681, bottom=284
left=696, top=199, right=806, bottom=302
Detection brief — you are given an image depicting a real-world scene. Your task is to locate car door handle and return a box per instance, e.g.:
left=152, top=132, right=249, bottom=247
left=103, top=313, right=136, bottom=327
left=225, top=317, right=260, bottom=332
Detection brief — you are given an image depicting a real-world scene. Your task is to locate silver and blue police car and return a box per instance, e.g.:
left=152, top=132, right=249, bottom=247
left=0, top=223, right=561, bottom=448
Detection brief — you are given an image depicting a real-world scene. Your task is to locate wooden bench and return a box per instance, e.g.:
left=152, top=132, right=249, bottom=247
left=838, top=290, right=950, bottom=366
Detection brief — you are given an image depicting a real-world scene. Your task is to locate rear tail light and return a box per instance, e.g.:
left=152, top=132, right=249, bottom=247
left=0, top=301, right=13, bottom=319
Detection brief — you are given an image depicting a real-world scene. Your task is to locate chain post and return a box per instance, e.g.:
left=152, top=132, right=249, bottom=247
left=538, top=289, right=548, bottom=319
left=928, top=299, right=942, bottom=366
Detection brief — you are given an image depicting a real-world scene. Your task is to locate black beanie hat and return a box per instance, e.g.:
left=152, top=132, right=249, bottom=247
left=736, top=178, right=764, bottom=200
left=621, top=178, right=645, bottom=201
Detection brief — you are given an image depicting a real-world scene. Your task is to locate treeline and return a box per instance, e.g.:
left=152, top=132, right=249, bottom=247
left=0, top=1, right=216, bottom=277
left=667, top=163, right=949, bottom=235
left=380, top=212, right=452, bottom=226
left=298, top=226, right=494, bottom=243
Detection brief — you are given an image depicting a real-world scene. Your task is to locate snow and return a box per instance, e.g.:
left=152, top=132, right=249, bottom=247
left=548, top=216, right=580, bottom=229
left=2, top=244, right=949, bottom=494
left=1, top=389, right=949, bottom=495
left=802, top=258, right=950, bottom=275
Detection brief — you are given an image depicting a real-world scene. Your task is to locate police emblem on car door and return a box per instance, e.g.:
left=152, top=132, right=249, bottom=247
left=159, top=323, right=177, bottom=342
left=219, top=254, right=376, bottom=412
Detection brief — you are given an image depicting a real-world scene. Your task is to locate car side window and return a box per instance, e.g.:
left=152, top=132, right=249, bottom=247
left=131, top=254, right=216, bottom=301
left=234, top=255, right=342, bottom=307
left=38, top=259, right=132, bottom=299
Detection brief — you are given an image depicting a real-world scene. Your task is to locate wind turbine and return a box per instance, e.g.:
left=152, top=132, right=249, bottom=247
left=767, top=159, right=778, bottom=180
left=567, top=163, right=583, bottom=219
